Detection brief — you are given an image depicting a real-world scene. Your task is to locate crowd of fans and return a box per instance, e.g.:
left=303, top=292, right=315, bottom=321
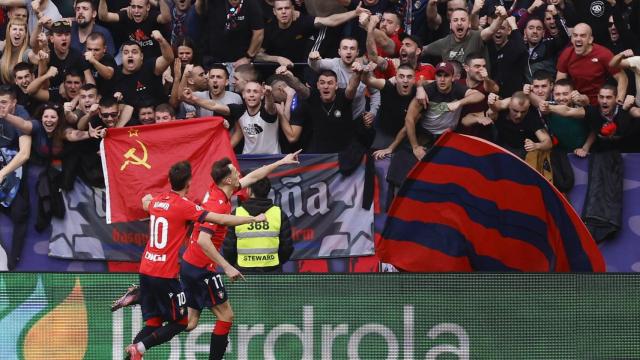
left=0, top=0, right=639, bottom=268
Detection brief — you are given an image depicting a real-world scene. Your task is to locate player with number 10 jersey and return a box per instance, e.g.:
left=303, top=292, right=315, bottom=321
left=140, top=191, right=209, bottom=278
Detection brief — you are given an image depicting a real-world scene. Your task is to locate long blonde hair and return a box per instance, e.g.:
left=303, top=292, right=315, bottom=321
left=0, top=19, right=29, bottom=84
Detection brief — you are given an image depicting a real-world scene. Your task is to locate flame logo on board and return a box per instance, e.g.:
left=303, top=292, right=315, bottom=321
left=23, top=278, right=88, bottom=360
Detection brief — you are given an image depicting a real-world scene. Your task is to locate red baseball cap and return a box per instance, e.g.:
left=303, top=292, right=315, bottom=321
left=435, top=61, right=454, bottom=76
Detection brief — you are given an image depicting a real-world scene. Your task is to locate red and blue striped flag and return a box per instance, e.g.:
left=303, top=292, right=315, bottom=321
left=377, top=132, right=605, bottom=272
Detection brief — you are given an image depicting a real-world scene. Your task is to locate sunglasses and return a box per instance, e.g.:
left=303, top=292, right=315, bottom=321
left=99, top=112, right=119, bottom=119
left=608, top=22, right=615, bottom=27
left=52, top=19, right=71, bottom=27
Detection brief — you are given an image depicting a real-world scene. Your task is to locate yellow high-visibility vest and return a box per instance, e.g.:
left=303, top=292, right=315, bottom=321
left=235, top=206, right=281, bottom=267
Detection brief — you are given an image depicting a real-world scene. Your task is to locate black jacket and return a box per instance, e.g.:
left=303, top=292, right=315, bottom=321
left=222, top=198, right=294, bottom=273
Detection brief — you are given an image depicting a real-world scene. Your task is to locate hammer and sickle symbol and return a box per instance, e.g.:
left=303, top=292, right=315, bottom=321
left=120, top=140, right=151, bottom=171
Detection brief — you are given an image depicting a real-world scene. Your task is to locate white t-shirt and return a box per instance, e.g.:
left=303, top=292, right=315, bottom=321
left=229, top=103, right=280, bottom=154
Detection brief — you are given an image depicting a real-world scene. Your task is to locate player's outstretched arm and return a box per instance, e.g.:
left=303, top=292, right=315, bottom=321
left=239, top=150, right=301, bottom=188
left=205, top=212, right=266, bottom=226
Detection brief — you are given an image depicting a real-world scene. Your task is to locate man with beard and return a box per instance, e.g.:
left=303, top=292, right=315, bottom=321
left=170, top=63, right=208, bottom=117
left=522, top=15, right=568, bottom=82
left=182, top=81, right=280, bottom=154
left=308, top=37, right=379, bottom=127
left=84, top=32, right=116, bottom=96
left=358, top=10, right=403, bottom=58
left=113, top=30, right=174, bottom=108
left=421, top=6, right=507, bottom=68
left=366, top=17, right=435, bottom=81
left=71, top=0, right=115, bottom=56
left=187, top=64, right=242, bottom=118
left=39, top=20, right=92, bottom=95
left=344, top=0, right=402, bottom=56
left=386, top=61, right=484, bottom=193
left=98, top=0, right=171, bottom=59
left=457, top=54, right=498, bottom=141
left=422, top=0, right=466, bottom=48
left=557, top=23, right=628, bottom=106
left=256, top=0, right=369, bottom=66
left=487, top=15, right=527, bottom=98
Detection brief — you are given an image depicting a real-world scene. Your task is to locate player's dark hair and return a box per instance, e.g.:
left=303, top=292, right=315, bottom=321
left=211, top=157, right=233, bottom=185
left=250, top=177, right=271, bottom=199
left=169, top=161, right=192, bottom=191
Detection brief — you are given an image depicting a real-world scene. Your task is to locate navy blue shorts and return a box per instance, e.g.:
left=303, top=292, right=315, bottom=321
left=180, top=259, right=228, bottom=311
left=139, top=274, right=187, bottom=322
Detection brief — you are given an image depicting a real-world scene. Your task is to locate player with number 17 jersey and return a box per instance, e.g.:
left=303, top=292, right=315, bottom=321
left=139, top=191, right=209, bottom=278
left=182, top=183, right=240, bottom=270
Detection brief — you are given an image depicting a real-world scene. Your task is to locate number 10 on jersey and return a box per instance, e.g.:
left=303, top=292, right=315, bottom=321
left=150, top=215, right=169, bottom=249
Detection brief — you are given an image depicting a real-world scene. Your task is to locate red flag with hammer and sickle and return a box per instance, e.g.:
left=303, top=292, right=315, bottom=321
left=100, top=117, right=237, bottom=223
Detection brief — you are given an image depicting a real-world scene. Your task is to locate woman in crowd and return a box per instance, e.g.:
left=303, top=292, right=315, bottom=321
left=3, top=102, right=105, bottom=165
left=0, top=19, right=35, bottom=84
